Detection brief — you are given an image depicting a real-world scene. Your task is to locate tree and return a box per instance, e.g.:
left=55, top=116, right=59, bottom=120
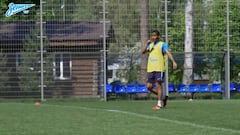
left=140, top=0, right=149, bottom=84
left=0, top=1, right=7, bottom=20
left=106, top=0, right=140, bottom=51
left=104, top=0, right=142, bottom=83
left=203, top=0, right=240, bottom=51
left=17, top=29, right=53, bottom=91
left=204, top=0, right=226, bottom=51
left=229, top=0, right=240, bottom=82
left=44, top=0, right=101, bottom=21
left=0, top=53, right=11, bottom=91
left=193, top=0, right=207, bottom=51
left=148, top=0, right=165, bottom=35
left=71, top=0, right=101, bottom=21
left=182, top=0, right=193, bottom=85
left=168, top=1, right=185, bottom=52
left=204, top=0, right=240, bottom=83
left=167, top=1, right=185, bottom=85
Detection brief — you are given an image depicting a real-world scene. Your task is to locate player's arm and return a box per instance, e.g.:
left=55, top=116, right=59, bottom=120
left=162, top=43, right=177, bottom=69
left=142, top=40, right=151, bottom=54
left=165, top=50, right=177, bottom=69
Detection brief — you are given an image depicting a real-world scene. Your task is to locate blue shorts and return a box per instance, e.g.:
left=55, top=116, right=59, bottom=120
left=147, top=72, right=165, bottom=83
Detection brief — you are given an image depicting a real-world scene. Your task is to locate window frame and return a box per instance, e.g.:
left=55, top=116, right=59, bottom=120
left=53, top=52, right=72, bottom=80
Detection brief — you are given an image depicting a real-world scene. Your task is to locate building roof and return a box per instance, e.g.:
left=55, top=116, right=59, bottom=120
left=46, top=21, right=112, bottom=41
left=0, top=21, right=113, bottom=41
left=0, top=21, right=35, bottom=41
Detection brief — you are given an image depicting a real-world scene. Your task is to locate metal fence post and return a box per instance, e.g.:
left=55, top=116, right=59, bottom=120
left=225, top=0, right=230, bottom=99
left=102, top=0, right=107, bottom=101
left=165, top=0, right=169, bottom=97
left=40, top=0, right=44, bottom=101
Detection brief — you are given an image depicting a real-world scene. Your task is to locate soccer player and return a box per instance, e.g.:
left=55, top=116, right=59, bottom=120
left=142, top=30, right=177, bottom=110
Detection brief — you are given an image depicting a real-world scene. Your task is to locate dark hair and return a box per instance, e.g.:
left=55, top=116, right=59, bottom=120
left=151, top=30, right=160, bottom=36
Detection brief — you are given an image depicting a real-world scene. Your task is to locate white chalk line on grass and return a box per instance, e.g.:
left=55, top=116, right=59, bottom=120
left=6, top=102, right=240, bottom=134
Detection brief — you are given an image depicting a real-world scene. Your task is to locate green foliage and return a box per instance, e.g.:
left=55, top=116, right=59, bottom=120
left=168, top=0, right=240, bottom=83
left=148, top=0, right=164, bottom=36
left=0, top=1, right=7, bottom=19
left=17, top=30, right=39, bottom=91
left=203, top=55, right=222, bottom=83
left=203, top=0, right=240, bottom=82
left=229, top=1, right=240, bottom=50
left=123, top=53, right=141, bottom=84
left=107, top=0, right=140, bottom=51
left=192, top=54, right=223, bottom=83
left=230, top=54, right=240, bottom=82
left=105, top=0, right=142, bottom=83
left=204, top=1, right=226, bottom=51
left=168, top=1, right=185, bottom=52
left=0, top=53, right=11, bottom=91
left=168, top=65, right=182, bottom=85
left=111, top=51, right=141, bottom=84
left=193, top=1, right=207, bottom=51
left=168, top=0, right=207, bottom=51
left=17, top=30, right=53, bottom=91
left=44, top=0, right=100, bottom=21
left=204, top=0, right=240, bottom=51
left=71, top=0, right=101, bottom=21
left=167, top=1, right=185, bottom=83
left=2, top=0, right=240, bottom=87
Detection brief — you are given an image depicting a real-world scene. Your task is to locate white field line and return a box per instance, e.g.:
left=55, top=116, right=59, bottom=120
left=5, top=102, right=240, bottom=134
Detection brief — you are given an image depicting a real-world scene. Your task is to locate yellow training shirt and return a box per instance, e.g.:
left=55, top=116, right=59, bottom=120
left=147, top=41, right=166, bottom=72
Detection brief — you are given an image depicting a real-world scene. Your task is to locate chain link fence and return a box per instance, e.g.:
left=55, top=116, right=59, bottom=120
left=0, top=0, right=240, bottom=99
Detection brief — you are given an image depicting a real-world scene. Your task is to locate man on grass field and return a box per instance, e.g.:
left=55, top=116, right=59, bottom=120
left=142, top=30, right=177, bottom=110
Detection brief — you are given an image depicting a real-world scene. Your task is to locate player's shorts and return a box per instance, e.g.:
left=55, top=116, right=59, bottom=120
left=147, top=71, right=165, bottom=83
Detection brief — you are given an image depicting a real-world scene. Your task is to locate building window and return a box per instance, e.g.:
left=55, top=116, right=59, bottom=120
left=53, top=53, right=72, bottom=80
left=16, top=53, right=34, bottom=70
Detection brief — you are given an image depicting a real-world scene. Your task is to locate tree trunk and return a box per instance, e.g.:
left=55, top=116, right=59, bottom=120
left=183, top=0, right=193, bottom=85
left=140, top=0, right=149, bottom=84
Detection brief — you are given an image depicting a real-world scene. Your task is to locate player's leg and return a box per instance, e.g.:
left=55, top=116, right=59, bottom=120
left=162, top=83, right=168, bottom=108
left=146, top=72, right=158, bottom=95
left=163, top=96, right=168, bottom=107
left=152, top=82, right=162, bottom=110
left=157, top=81, right=163, bottom=106
left=152, top=72, right=164, bottom=110
left=147, top=83, right=157, bottom=95
left=146, top=82, right=153, bottom=92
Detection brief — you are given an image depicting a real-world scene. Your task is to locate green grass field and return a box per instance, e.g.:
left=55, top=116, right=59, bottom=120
left=0, top=99, right=240, bottom=135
